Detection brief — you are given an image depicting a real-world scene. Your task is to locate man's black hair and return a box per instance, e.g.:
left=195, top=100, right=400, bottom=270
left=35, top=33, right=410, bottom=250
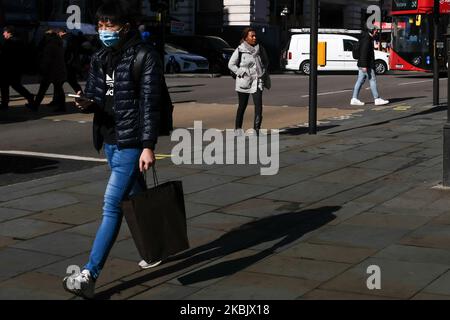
left=96, top=0, right=138, bottom=25
left=3, top=25, right=15, bottom=35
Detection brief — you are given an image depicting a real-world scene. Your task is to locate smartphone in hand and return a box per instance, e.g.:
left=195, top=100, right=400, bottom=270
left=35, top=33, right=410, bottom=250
left=67, top=94, right=94, bottom=103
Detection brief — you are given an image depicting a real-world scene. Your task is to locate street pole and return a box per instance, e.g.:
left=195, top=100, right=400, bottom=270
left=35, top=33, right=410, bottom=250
left=309, top=0, right=318, bottom=135
left=433, top=0, right=440, bottom=106
left=444, top=21, right=450, bottom=186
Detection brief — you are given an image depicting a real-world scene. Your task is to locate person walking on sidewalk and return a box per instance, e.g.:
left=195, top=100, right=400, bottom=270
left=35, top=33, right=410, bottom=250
left=62, top=0, right=163, bottom=299
left=0, top=26, right=35, bottom=110
left=228, top=27, right=271, bottom=135
left=33, top=30, right=67, bottom=112
left=350, top=26, right=389, bottom=107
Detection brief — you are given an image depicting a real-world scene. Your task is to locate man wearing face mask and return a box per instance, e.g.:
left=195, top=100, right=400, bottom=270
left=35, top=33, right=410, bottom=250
left=62, top=0, right=162, bottom=299
left=350, top=25, right=389, bottom=107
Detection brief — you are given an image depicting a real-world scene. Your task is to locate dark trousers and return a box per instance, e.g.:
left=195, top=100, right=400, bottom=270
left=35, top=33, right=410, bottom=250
left=35, top=79, right=65, bottom=109
left=235, top=89, right=263, bottom=130
left=66, top=67, right=82, bottom=94
left=1, top=75, right=34, bottom=107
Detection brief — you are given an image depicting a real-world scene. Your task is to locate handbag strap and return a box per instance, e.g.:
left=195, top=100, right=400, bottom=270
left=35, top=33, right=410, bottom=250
left=143, top=165, right=159, bottom=186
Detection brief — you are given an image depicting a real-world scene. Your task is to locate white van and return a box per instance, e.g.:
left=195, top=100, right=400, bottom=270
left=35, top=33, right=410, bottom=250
left=283, top=33, right=389, bottom=75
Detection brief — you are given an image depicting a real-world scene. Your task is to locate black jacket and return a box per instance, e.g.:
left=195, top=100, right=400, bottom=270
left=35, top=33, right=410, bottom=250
left=357, top=32, right=375, bottom=69
left=39, top=33, right=67, bottom=83
left=84, top=33, right=162, bottom=152
left=0, top=36, right=26, bottom=76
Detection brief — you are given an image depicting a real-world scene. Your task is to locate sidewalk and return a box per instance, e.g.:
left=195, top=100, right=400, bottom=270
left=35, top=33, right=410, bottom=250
left=1, top=100, right=450, bottom=300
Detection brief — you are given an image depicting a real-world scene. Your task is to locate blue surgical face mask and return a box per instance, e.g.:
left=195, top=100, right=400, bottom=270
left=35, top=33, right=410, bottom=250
left=99, top=28, right=122, bottom=47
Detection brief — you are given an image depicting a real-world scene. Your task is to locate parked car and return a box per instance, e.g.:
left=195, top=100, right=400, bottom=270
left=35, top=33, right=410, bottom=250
left=282, top=33, right=390, bottom=75
left=164, top=43, right=209, bottom=73
left=166, top=35, right=235, bottom=74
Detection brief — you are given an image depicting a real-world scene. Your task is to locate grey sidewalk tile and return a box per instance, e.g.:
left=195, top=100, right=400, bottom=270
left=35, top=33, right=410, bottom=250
left=412, top=292, right=450, bottom=300
left=178, top=173, right=239, bottom=194
left=0, top=207, right=34, bottom=222
left=63, top=180, right=109, bottom=197
left=109, top=238, right=141, bottom=262
left=417, top=270, right=450, bottom=297
left=0, top=235, right=17, bottom=249
left=353, top=141, right=415, bottom=153
left=370, top=204, right=445, bottom=217
left=0, top=192, right=80, bottom=212
left=320, top=258, right=449, bottom=299
left=95, top=281, right=153, bottom=300
left=205, top=165, right=266, bottom=178
left=185, top=202, right=218, bottom=219
left=0, top=218, right=70, bottom=240
left=325, top=150, right=386, bottom=166
left=351, top=183, right=415, bottom=206
left=282, top=158, right=349, bottom=175
left=187, top=226, right=226, bottom=249
left=237, top=166, right=319, bottom=188
left=31, top=203, right=101, bottom=225
left=219, top=199, right=302, bottom=219
left=66, top=219, right=131, bottom=242
left=374, top=245, right=450, bottom=266
left=399, top=225, right=450, bottom=250
left=278, top=150, right=321, bottom=166
left=156, top=167, right=204, bottom=182
left=184, top=271, right=320, bottom=300
left=278, top=243, right=376, bottom=264
left=94, top=258, right=141, bottom=287
left=321, top=202, right=376, bottom=226
left=130, top=284, right=200, bottom=300
left=246, top=255, right=351, bottom=282
left=314, top=167, right=390, bottom=185
left=168, top=249, right=260, bottom=289
left=340, top=213, right=430, bottom=230
left=430, top=212, right=450, bottom=225
left=301, top=289, right=394, bottom=300
left=308, top=225, right=410, bottom=249
left=11, top=231, right=94, bottom=257
left=0, top=272, right=73, bottom=300
left=353, top=156, right=417, bottom=172
left=188, top=212, right=255, bottom=232
left=36, top=253, right=90, bottom=278
left=186, top=183, right=276, bottom=207
left=0, top=179, right=86, bottom=203
left=261, top=180, right=350, bottom=204
left=0, top=248, right=64, bottom=282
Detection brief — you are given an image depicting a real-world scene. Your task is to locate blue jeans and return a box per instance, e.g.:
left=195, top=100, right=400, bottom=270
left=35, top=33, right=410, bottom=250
left=352, top=68, right=380, bottom=100
left=84, top=144, right=146, bottom=280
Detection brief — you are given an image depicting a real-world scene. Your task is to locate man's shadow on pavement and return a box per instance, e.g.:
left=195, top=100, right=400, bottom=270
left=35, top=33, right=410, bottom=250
left=95, top=206, right=339, bottom=300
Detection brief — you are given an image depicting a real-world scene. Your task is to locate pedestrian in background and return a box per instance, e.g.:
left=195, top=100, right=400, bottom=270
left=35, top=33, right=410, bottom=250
left=56, top=28, right=83, bottom=95
left=228, top=27, right=270, bottom=135
left=33, top=29, right=67, bottom=112
left=0, top=26, right=35, bottom=110
left=350, top=26, right=389, bottom=106
left=62, top=0, right=162, bottom=299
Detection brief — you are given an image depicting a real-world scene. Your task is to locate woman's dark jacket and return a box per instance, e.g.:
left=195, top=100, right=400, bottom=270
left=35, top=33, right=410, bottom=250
left=357, top=32, right=375, bottom=69
left=39, top=33, right=67, bottom=83
left=83, top=34, right=162, bottom=152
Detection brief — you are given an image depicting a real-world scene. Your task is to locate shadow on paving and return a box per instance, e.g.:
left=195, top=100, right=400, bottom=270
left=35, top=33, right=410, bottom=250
left=281, top=125, right=339, bottom=136
left=95, top=206, right=339, bottom=300
left=0, top=102, right=80, bottom=124
left=0, top=154, right=59, bottom=175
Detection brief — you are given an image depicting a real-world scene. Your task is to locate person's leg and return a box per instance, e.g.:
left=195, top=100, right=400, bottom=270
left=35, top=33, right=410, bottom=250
left=0, top=81, right=9, bottom=109
left=352, top=69, right=368, bottom=100
left=10, top=75, right=34, bottom=103
left=34, top=79, right=51, bottom=107
left=252, top=89, right=263, bottom=132
left=367, top=69, right=380, bottom=100
left=235, top=92, right=250, bottom=129
left=83, top=144, right=143, bottom=280
left=67, top=68, right=83, bottom=93
left=53, top=82, right=66, bottom=111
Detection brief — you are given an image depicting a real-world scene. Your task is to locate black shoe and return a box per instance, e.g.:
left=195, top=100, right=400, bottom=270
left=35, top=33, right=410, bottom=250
left=0, top=104, right=8, bottom=110
left=25, top=103, right=38, bottom=112
left=52, top=106, right=66, bottom=113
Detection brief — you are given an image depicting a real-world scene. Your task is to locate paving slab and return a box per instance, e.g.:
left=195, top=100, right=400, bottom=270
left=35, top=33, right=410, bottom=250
left=0, top=207, right=34, bottom=222
left=0, top=248, right=64, bottom=282
left=187, top=212, right=255, bottom=232
left=30, top=203, right=101, bottom=225
left=130, top=283, right=200, bottom=300
left=399, top=224, right=450, bottom=250
left=186, top=183, right=276, bottom=207
left=185, top=202, right=219, bottom=219
left=184, top=271, right=320, bottom=300
left=314, top=167, right=390, bottom=186
left=301, top=289, right=394, bottom=300
left=340, top=212, right=430, bottom=230
left=374, top=244, right=450, bottom=265
left=319, top=258, right=449, bottom=299
left=0, top=192, right=80, bottom=212
left=177, top=173, right=239, bottom=194
left=219, top=198, right=302, bottom=219
left=66, top=219, right=132, bottom=242
left=0, top=218, right=70, bottom=240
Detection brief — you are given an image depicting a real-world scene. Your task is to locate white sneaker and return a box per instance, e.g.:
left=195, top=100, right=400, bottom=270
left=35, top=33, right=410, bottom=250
left=234, top=129, right=244, bottom=137
left=138, top=259, right=162, bottom=269
left=375, top=98, right=389, bottom=106
left=350, top=98, right=365, bottom=106
left=62, top=269, right=95, bottom=299
left=246, top=129, right=257, bottom=136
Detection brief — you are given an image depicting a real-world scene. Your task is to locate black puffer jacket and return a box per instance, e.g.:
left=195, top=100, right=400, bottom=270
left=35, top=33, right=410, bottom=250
left=84, top=33, right=162, bottom=151
left=357, top=32, right=375, bottom=69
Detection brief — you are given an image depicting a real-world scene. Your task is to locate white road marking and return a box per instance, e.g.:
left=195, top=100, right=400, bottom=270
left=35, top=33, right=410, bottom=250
left=301, top=90, right=352, bottom=98
left=398, top=78, right=445, bottom=86
left=0, top=150, right=107, bottom=162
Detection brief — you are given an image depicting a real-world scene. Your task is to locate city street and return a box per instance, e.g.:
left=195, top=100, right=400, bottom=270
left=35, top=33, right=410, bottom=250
left=0, top=71, right=446, bottom=185
left=2, top=70, right=450, bottom=300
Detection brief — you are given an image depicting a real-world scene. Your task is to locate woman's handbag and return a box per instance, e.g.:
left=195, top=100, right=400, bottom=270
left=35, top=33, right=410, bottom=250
left=122, top=166, right=189, bottom=263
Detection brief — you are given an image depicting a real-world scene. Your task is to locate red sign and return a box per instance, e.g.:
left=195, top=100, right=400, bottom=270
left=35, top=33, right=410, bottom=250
left=392, top=0, right=450, bottom=14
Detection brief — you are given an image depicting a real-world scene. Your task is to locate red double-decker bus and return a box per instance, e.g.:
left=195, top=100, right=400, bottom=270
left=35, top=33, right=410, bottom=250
left=390, top=0, right=450, bottom=72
